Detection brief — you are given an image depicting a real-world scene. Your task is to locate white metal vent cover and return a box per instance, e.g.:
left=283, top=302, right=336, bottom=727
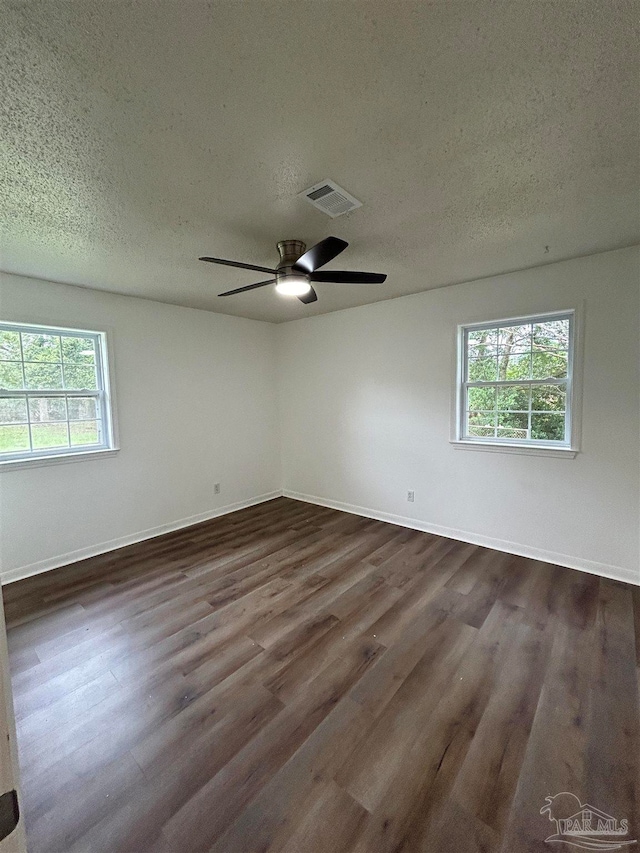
left=298, top=180, right=363, bottom=218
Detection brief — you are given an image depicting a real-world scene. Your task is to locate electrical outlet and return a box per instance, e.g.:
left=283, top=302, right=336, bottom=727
left=214, top=483, right=221, bottom=495
left=407, top=490, right=415, bottom=502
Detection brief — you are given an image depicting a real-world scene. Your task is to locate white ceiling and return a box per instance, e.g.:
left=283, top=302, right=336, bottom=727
left=1, top=1, right=638, bottom=323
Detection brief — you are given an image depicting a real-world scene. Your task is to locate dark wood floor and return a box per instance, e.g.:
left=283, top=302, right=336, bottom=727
left=3, top=497, right=640, bottom=852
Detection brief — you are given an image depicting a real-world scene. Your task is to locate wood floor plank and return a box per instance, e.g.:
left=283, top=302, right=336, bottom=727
left=583, top=580, right=640, bottom=841
left=159, top=636, right=384, bottom=851
left=264, top=580, right=403, bottom=704
left=2, top=497, right=638, bottom=853
left=66, top=689, right=285, bottom=853
left=448, top=620, right=552, bottom=836
left=208, top=697, right=371, bottom=853
left=335, top=617, right=477, bottom=813
left=25, top=751, right=145, bottom=853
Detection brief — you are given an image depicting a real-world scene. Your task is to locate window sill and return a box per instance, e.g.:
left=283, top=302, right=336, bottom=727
left=450, top=440, right=577, bottom=459
left=0, top=447, right=120, bottom=471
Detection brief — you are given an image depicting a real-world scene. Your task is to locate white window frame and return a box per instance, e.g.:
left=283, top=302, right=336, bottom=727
left=0, top=321, right=118, bottom=468
left=452, top=309, right=581, bottom=457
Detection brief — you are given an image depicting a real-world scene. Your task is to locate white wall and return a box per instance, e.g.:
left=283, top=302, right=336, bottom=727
left=0, top=273, right=280, bottom=581
left=277, top=247, right=640, bottom=584
left=2, top=247, right=638, bottom=586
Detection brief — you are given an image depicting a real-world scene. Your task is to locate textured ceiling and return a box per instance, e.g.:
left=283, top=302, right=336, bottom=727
left=1, top=1, right=638, bottom=323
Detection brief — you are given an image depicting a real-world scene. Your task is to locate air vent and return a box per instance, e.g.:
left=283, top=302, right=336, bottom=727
left=298, top=180, right=363, bottom=218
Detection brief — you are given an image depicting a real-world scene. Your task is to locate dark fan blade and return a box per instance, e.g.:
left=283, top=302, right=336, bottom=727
left=297, top=286, right=318, bottom=304
left=292, top=237, right=348, bottom=274
left=310, top=271, right=386, bottom=284
left=200, top=257, right=276, bottom=275
left=218, top=279, right=276, bottom=297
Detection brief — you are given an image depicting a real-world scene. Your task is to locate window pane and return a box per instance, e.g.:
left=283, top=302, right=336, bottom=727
left=497, top=411, right=528, bottom=439
left=28, top=397, right=67, bottom=422
left=0, top=398, right=28, bottom=424
left=0, top=323, right=111, bottom=459
left=532, top=352, right=567, bottom=379
left=0, top=424, right=30, bottom=453
left=63, top=364, right=98, bottom=390
left=498, top=324, right=532, bottom=353
left=467, top=424, right=495, bottom=438
left=30, top=423, right=69, bottom=449
left=499, top=352, right=531, bottom=381
left=467, top=329, right=498, bottom=357
left=467, top=411, right=495, bottom=437
left=69, top=420, right=100, bottom=446
left=460, top=314, right=573, bottom=447
left=0, top=331, right=21, bottom=361
left=531, top=385, right=565, bottom=412
left=0, top=362, right=24, bottom=390
left=531, top=412, right=565, bottom=441
left=497, top=385, right=529, bottom=411
left=467, top=387, right=496, bottom=410
left=467, top=357, right=497, bottom=381
left=24, top=363, right=63, bottom=389
left=497, top=428, right=528, bottom=439
left=67, top=397, right=98, bottom=420
left=62, top=336, right=96, bottom=364
left=21, top=333, right=61, bottom=362
left=533, top=319, right=569, bottom=352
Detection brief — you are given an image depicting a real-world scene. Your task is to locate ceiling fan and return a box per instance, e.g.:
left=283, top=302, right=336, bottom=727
left=199, top=237, right=386, bottom=304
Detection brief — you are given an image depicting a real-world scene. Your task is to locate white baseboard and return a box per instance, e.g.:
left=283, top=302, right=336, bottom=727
left=4, top=488, right=637, bottom=589
left=1, top=491, right=283, bottom=585
left=283, top=490, right=640, bottom=587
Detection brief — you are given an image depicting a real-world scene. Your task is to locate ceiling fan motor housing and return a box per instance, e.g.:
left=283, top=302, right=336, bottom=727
left=276, top=240, right=307, bottom=282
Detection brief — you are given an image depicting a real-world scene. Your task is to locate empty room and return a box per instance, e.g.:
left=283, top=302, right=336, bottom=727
left=0, top=1, right=639, bottom=851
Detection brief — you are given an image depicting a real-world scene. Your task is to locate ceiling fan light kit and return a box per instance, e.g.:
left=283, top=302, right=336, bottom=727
left=275, top=277, right=311, bottom=297
left=199, top=237, right=386, bottom=305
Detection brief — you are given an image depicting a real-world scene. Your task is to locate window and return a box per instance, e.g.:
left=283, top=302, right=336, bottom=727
left=0, top=322, right=115, bottom=463
left=457, top=311, right=576, bottom=450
